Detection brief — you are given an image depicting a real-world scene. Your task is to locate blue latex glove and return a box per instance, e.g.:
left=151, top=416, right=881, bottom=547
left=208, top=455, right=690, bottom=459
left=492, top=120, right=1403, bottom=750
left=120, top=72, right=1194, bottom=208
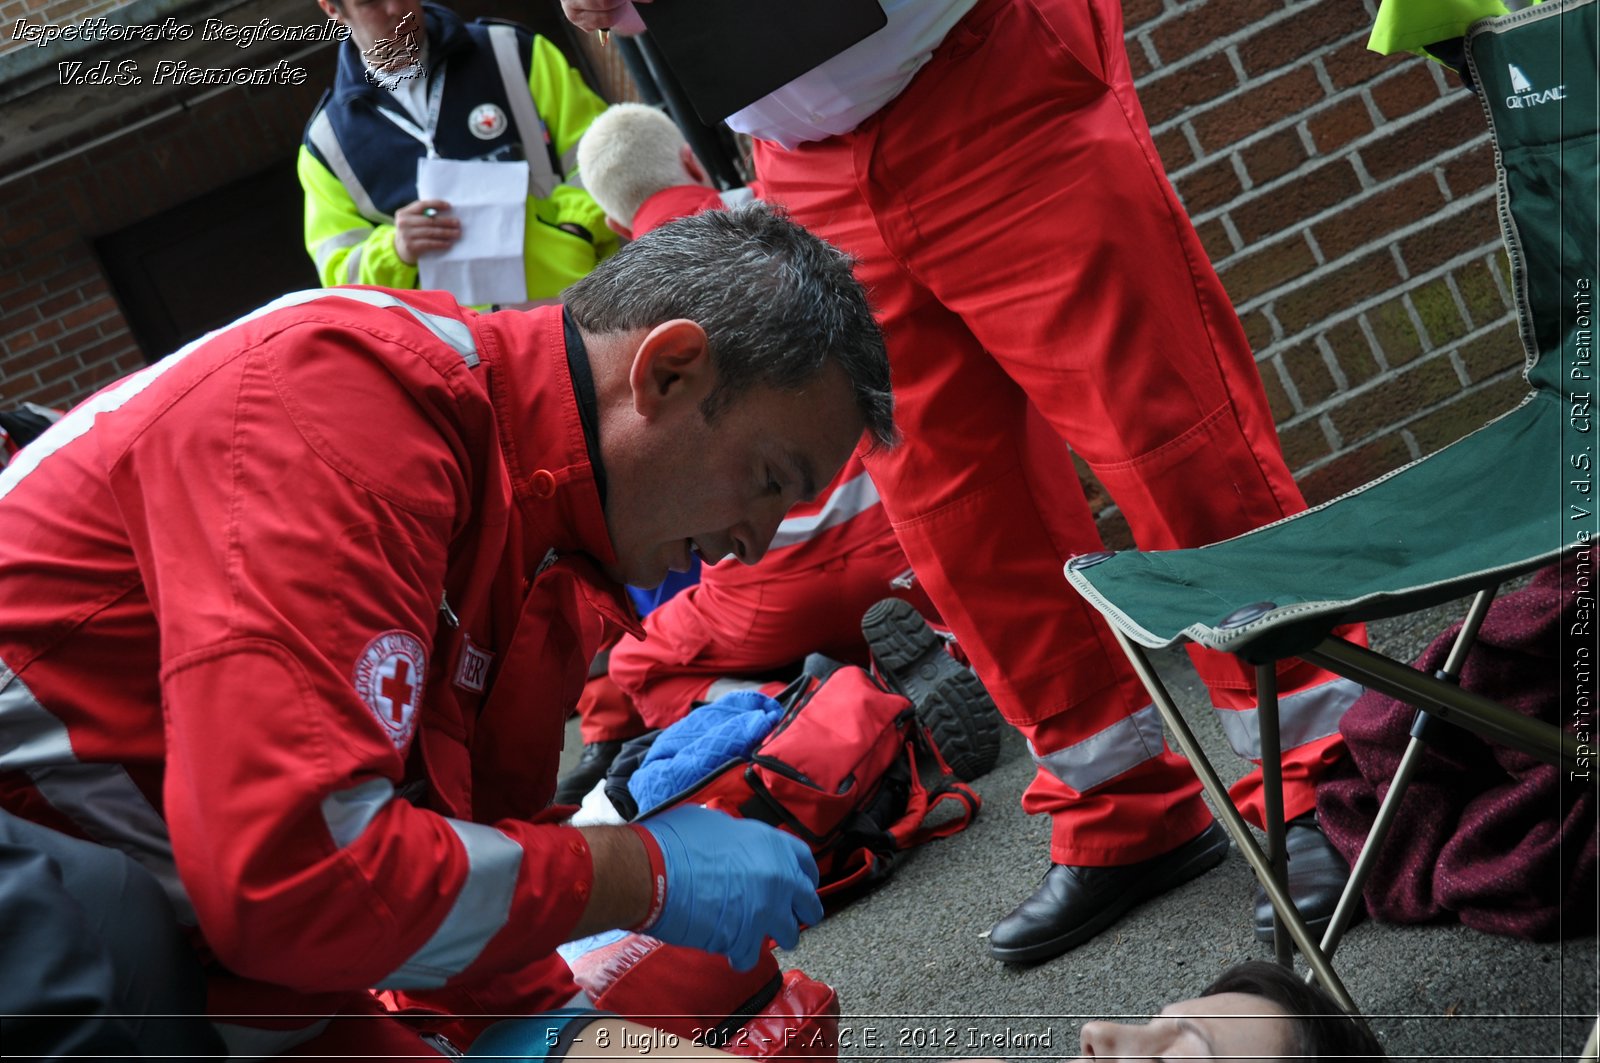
left=637, top=805, right=823, bottom=970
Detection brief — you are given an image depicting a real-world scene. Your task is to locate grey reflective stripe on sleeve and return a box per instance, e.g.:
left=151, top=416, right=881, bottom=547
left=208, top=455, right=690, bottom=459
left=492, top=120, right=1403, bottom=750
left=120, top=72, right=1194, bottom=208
left=214, top=1018, right=331, bottom=1061
left=0, top=662, right=75, bottom=767
left=313, top=228, right=369, bottom=274
left=0, top=659, right=197, bottom=924
left=487, top=24, right=558, bottom=200
left=380, top=818, right=524, bottom=989
left=767, top=472, right=880, bottom=550
left=344, top=243, right=365, bottom=285
left=1214, top=676, right=1363, bottom=761
left=307, top=110, right=390, bottom=223
left=1030, top=703, right=1166, bottom=794
left=320, top=777, right=396, bottom=848
left=559, top=143, right=585, bottom=190
left=719, top=187, right=757, bottom=208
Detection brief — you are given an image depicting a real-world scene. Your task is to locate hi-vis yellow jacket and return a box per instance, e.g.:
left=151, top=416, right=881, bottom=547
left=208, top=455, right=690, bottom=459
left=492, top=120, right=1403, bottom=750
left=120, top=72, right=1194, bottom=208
left=298, top=4, right=617, bottom=298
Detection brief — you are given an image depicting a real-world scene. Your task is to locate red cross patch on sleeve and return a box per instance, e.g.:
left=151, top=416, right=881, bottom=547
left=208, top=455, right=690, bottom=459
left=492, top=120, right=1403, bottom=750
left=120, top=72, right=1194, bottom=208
left=353, top=630, right=428, bottom=750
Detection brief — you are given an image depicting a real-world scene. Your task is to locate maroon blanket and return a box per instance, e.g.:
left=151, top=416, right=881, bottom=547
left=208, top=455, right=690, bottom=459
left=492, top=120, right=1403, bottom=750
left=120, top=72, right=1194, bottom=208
left=1315, top=563, right=1596, bottom=939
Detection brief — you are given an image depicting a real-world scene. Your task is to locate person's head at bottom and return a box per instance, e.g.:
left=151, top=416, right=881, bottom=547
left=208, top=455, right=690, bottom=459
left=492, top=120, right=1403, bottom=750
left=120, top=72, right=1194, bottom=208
left=1074, top=960, right=1387, bottom=1061
left=566, top=201, right=894, bottom=590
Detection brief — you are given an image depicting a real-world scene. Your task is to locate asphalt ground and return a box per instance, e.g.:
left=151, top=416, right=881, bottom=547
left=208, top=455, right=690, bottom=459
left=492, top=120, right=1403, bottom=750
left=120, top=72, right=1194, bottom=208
left=562, top=591, right=1598, bottom=1061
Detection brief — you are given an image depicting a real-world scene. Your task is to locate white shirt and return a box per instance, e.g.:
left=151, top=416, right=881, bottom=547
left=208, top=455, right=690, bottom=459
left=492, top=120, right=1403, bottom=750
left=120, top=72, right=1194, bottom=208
left=726, top=0, right=980, bottom=149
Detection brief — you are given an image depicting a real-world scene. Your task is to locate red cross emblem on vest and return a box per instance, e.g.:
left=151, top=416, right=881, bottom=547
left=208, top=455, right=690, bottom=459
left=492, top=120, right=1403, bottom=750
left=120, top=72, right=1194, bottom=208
left=468, top=102, right=507, bottom=141
left=354, top=630, right=428, bottom=749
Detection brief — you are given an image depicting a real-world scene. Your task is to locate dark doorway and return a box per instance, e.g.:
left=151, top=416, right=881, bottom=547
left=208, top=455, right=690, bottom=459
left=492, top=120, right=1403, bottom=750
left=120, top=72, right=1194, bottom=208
left=94, top=159, right=317, bottom=362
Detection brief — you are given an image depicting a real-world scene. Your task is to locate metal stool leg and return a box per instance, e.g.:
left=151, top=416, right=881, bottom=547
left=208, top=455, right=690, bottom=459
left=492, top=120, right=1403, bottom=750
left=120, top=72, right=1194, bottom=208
left=1110, top=629, right=1357, bottom=1013
left=1255, top=663, right=1291, bottom=968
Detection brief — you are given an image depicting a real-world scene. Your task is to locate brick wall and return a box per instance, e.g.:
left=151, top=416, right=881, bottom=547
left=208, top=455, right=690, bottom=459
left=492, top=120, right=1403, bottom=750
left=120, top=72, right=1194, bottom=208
left=0, top=70, right=327, bottom=408
left=3, top=0, right=1519, bottom=500
left=1125, top=0, right=1520, bottom=512
left=0, top=0, right=131, bottom=56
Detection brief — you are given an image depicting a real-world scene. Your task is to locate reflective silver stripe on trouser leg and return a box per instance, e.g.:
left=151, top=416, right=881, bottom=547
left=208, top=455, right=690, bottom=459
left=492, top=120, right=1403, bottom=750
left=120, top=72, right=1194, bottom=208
left=1214, top=676, right=1364, bottom=761
left=1029, top=703, right=1167, bottom=794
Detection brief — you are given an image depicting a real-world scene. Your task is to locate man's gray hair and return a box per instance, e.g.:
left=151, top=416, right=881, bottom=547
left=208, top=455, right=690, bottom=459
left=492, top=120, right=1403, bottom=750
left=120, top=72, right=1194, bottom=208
left=563, top=202, right=896, bottom=449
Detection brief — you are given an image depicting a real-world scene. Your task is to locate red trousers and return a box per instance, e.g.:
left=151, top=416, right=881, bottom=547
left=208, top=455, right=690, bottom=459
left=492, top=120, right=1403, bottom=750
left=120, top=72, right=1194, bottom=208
left=752, top=0, right=1359, bottom=864
left=607, top=531, right=937, bottom=731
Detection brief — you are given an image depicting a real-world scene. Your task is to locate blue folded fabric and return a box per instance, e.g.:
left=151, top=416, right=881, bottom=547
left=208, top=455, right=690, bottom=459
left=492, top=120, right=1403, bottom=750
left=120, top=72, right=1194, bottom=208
left=628, top=690, right=784, bottom=812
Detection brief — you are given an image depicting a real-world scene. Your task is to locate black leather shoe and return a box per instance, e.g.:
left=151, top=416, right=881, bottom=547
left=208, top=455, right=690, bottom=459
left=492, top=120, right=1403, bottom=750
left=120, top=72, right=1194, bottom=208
left=1252, top=812, right=1358, bottom=943
left=554, top=740, right=624, bottom=805
left=987, top=821, right=1230, bottom=963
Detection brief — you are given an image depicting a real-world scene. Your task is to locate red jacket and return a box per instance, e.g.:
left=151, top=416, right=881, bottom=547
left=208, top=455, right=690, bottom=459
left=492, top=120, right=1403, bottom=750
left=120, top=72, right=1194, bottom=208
left=0, top=290, right=640, bottom=1045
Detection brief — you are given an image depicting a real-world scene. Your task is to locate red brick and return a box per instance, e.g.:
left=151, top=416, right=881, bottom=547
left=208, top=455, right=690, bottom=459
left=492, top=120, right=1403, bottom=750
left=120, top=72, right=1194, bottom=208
left=1241, top=309, right=1276, bottom=350
left=1453, top=257, right=1511, bottom=329
left=1304, top=95, right=1374, bottom=156
left=1218, top=234, right=1318, bottom=303
left=58, top=297, right=117, bottom=332
left=31, top=380, right=82, bottom=408
left=1370, top=64, right=1447, bottom=123
left=1260, top=360, right=1296, bottom=420
left=1149, top=0, right=1284, bottom=65
left=1277, top=416, right=1331, bottom=468
left=1323, top=37, right=1394, bottom=92
left=1409, top=276, right=1470, bottom=347
left=1397, top=199, right=1499, bottom=276
left=1140, top=52, right=1239, bottom=128
left=1195, top=216, right=1235, bottom=261
left=0, top=305, right=43, bottom=342
left=1122, top=0, right=1167, bottom=30
left=1173, top=155, right=1245, bottom=213
left=1239, top=126, right=1308, bottom=186
left=1456, top=321, right=1524, bottom=384
left=1313, top=172, right=1447, bottom=261
left=1234, top=2, right=1370, bottom=79
left=1324, top=316, right=1383, bottom=386
left=36, top=353, right=86, bottom=385
left=1272, top=249, right=1404, bottom=334
left=1190, top=66, right=1325, bottom=155
left=1128, top=44, right=1155, bottom=81
left=1358, top=97, right=1487, bottom=182
left=1405, top=373, right=1528, bottom=452
left=1363, top=298, right=1426, bottom=366
left=1441, top=142, right=1496, bottom=200
left=1297, top=433, right=1415, bottom=503
left=1231, top=158, right=1363, bottom=244
left=1153, top=126, right=1195, bottom=171
left=1329, top=352, right=1462, bottom=442
left=1281, top=339, right=1339, bottom=407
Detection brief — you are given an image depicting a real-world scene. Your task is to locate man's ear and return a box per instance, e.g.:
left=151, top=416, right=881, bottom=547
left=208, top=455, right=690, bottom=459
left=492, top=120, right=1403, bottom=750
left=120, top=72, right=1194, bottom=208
left=628, top=319, right=713, bottom=419
left=317, top=0, right=345, bottom=23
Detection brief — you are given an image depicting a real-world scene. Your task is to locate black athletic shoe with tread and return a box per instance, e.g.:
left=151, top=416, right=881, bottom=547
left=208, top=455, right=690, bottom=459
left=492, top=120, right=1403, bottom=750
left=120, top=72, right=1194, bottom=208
left=861, top=597, right=1002, bottom=781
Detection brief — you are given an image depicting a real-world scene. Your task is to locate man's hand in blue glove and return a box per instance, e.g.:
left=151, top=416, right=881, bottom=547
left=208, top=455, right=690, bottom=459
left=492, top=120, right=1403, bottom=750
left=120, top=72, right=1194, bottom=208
left=635, top=805, right=822, bottom=970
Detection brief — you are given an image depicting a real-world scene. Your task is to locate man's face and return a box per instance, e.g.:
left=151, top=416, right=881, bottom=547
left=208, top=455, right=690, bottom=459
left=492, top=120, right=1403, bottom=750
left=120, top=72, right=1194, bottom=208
left=319, top=0, right=425, bottom=69
left=603, top=355, right=864, bottom=590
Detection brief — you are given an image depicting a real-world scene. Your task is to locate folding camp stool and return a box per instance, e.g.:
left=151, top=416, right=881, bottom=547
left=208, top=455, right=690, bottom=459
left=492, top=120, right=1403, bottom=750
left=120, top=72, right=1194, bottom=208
left=1064, top=0, right=1598, bottom=1013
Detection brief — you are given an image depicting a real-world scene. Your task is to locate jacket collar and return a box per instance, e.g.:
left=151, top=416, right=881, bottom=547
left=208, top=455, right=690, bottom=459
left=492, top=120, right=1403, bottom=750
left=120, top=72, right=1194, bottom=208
left=473, top=305, right=622, bottom=577
left=332, top=2, right=474, bottom=107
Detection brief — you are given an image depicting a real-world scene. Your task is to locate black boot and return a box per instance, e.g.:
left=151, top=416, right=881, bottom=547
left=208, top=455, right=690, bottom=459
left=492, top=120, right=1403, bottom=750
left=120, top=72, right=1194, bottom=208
left=861, top=597, right=1002, bottom=781
left=1252, top=811, right=1357, bottom=943
left=554, top=740, right=624, bottom=806
left=987, top=821, right=1230, bottom=963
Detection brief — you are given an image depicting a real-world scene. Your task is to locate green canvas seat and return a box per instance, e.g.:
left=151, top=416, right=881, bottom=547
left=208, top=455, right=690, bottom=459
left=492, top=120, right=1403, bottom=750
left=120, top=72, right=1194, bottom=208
left=1064, top=0, right=1597, bottom=1014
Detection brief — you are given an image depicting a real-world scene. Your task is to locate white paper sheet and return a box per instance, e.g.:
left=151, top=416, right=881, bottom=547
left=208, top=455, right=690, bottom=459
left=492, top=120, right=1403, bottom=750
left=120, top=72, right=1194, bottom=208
left=416, top=157, right=529, bottom=306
